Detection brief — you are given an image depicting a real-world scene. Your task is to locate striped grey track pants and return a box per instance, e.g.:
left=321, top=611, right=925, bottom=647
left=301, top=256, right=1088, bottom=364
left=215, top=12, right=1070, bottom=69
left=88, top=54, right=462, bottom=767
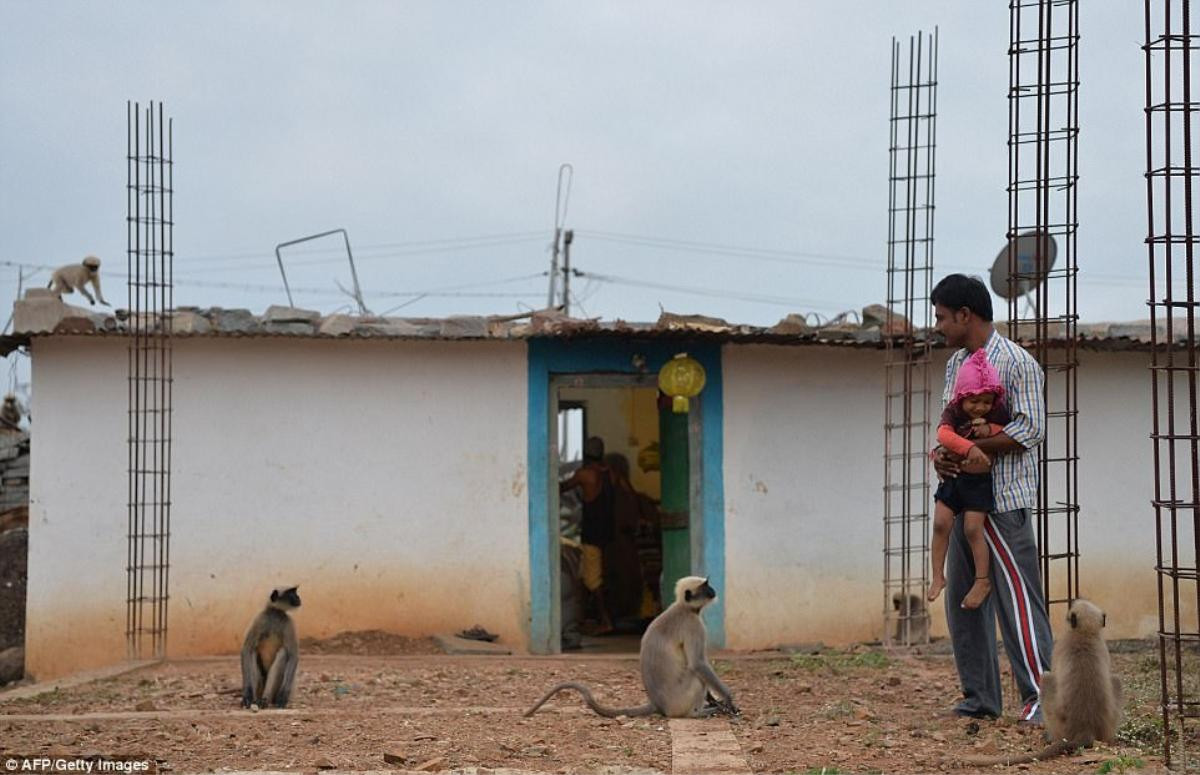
left=945, top=507, right=1055, bottom=721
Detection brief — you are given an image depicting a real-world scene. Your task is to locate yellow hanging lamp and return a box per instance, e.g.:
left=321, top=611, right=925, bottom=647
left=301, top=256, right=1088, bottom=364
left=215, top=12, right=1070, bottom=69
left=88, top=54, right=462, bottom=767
left=658, top=352, right=706, bottom=413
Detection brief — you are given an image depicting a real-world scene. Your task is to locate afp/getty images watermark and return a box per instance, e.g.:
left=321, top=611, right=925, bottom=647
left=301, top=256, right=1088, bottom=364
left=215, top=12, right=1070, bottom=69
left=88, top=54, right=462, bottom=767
left=2, top=757, right=156, bottom=774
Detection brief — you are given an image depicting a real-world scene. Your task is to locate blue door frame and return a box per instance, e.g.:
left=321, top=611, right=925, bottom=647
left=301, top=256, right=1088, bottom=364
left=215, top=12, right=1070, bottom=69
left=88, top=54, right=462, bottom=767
left=526, top=338, right=726, bottom=653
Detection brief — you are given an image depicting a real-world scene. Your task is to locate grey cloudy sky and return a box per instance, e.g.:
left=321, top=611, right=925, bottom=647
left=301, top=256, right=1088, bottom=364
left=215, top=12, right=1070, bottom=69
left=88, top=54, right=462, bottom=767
left=0, top=1, right=1151, bottom=335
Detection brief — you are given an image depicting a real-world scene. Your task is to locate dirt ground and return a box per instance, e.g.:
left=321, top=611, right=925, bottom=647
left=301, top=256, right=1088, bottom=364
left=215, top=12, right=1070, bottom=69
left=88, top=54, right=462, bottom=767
left=298, top=630, right=441, bottom=657
left=0, top=634, right=1188, bottom=774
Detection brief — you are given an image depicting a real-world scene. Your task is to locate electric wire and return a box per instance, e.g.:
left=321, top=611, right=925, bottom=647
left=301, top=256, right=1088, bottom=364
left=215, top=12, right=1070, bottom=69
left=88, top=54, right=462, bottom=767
left=573, top=269, right=851, bottom=311
left=178, top=230, right=548, bottom=266
left=575, top=228, right=1161, bottom=287
left=174, top=234, right=549, bottom=276
left=577, top=228, right=879, bottom=268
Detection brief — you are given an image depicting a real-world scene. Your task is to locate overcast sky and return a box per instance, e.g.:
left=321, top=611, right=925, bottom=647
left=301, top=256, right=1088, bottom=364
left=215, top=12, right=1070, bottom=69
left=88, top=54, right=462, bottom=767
left=0, top=1, right=1153, bottom=344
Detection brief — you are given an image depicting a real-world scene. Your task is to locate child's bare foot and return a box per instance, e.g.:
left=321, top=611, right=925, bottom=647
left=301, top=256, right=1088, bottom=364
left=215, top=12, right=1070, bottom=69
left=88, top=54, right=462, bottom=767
left=927, top=577, right=945, bottom=602
left=961, top=577, right=992, bottom=610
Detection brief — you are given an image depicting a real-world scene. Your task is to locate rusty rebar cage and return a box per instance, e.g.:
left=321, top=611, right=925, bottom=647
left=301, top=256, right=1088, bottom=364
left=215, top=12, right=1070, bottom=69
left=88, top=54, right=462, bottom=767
left=1006, top=0, right=1080, bottom=615
left=883, top=29, right=937, bottom=647
left=126, top=101, right=174, bottom=660
left=1143, top=2, right=1200, bottom=766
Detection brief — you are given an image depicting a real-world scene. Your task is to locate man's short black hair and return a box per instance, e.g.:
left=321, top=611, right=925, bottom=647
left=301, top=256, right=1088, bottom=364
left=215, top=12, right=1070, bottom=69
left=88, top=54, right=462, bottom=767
left=931, top=274, right=994, bottom=322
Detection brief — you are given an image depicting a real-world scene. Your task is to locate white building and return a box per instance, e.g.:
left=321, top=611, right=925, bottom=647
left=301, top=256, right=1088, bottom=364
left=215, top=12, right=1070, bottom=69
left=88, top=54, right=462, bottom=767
left=2, top=296, right=1172, bottom=680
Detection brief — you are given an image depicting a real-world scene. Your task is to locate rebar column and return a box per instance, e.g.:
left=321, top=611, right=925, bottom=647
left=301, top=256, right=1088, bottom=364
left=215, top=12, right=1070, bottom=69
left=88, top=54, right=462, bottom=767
left=126, top=101, right=174, bottom=660
left=883, top=29, right=937, bottom=647
left=1144, top=2, right=1200, bottom=766
left=1006, top=0, right=1081, bottom=615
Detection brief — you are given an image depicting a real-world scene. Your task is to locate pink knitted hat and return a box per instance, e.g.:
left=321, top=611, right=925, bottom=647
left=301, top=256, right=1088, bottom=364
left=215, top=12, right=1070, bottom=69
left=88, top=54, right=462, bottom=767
left=952, top=349, right=1005, bottom=405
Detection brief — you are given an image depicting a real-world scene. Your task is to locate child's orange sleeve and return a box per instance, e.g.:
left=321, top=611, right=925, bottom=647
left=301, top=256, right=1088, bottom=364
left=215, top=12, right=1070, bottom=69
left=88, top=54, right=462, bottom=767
left=937, top=424, right=975, bottom=457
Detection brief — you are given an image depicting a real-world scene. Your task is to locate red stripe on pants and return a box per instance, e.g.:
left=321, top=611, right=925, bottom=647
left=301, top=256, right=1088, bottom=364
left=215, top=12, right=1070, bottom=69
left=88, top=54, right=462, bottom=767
left=984, top=518, right=1041, bottom=686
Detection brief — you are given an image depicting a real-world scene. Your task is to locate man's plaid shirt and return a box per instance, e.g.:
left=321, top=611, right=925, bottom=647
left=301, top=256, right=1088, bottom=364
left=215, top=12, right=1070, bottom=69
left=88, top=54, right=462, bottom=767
left=941, top=329, right=1046, bottom=513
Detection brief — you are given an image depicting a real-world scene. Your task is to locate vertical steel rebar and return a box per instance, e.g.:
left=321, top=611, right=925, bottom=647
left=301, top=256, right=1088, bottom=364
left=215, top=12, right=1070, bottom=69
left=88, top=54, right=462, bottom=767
left=1144, top=2, right=1200, bottom=766
left=883, top=29, right=938, bottom=647
left=158, top=104, right=171, bottom=652
left=128, top=103, right=142, bottom=657
left=125, top=101, right=135, bottom=659
left=126, top=101, right=174, bottom=661
left=165, top=116, right=174, bottom=645
left=1006, top=0, right=1081, bottom=616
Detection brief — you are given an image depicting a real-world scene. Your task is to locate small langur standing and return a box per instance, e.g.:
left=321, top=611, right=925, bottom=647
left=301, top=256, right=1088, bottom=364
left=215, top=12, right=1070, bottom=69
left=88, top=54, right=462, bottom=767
left=47, top=255, right=109, bottom=306
left=240, top=585, right=301, bottom=709
left=525, top=576, right=738, bottom=718
left=959, top=599, right=1123, bottom=766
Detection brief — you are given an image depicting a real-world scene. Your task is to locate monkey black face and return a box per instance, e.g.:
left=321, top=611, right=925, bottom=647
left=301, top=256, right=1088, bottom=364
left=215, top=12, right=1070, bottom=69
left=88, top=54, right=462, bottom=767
left=82, top=257, right=101, bottom=271
left=271, top=586, right=301, bottom=609
left=892, top=592, right=924, bottom=611
left=685, top=579, right=717, bottom=604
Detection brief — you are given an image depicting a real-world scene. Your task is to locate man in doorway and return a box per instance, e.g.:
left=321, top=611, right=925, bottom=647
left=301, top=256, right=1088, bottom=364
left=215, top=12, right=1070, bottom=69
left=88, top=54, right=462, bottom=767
left=603, top=452, right=649, bottom=622
left=560, top=436, right=615, bottom=634
left=931, top=273, right=1054, bottom=723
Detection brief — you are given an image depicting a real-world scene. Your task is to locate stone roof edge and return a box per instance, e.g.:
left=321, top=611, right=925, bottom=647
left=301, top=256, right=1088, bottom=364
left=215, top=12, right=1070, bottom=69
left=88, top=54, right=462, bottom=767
left=1, top=292, right=1186, bottom=356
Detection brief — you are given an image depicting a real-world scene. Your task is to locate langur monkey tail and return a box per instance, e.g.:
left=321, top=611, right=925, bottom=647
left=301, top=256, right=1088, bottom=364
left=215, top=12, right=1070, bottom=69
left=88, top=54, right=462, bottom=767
left=523, top=681, right=654, bottom=718
left=960, top=738, right=1077, bottom=766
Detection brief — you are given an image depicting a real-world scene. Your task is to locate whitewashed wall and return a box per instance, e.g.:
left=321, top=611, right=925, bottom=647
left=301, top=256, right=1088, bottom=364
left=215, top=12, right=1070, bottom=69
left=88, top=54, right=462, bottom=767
left=28, top=337, right=129, bottom=680
left=28, top=336, right=529, bottom=680
left=721, top=344, right=1164, bottom=648
left=26, top=334, right=1172, bottom=679
left=1072, top=350, right=1182, bottom=638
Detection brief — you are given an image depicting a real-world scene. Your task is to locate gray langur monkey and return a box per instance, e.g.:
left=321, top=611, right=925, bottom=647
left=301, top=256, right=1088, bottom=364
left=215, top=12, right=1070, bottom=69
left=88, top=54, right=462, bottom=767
left=0, top=394, right=22, bottom=430
left=240, top=585, right=301, bottom=709
left=47, top=255, right=109, bottom=306
left=959, top=599, right=1123, bottom=766
left=525, top=576, right=738, bottom=718
left=891, top=590, right=930, bottom=644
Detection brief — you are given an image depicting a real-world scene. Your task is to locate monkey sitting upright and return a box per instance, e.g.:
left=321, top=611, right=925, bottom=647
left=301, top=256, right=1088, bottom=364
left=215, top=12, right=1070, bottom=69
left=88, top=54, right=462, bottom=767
left=960, top=598, right=1123, bottom=766
left=891, top=590, right=930, bottom=645
left=525, top=576, right=738, bottom=718
left=47, top=255, right=109, bottom=306
left=240, top=585, right=301, bottom=709
left=0, top=394, right=22, bottom=431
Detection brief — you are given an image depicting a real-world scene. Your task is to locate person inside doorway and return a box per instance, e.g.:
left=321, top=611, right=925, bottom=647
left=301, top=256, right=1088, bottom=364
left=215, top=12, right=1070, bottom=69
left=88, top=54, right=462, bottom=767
left=603, top=452, right=649, bottom=625
left=560, top=436, right=615, bottom=634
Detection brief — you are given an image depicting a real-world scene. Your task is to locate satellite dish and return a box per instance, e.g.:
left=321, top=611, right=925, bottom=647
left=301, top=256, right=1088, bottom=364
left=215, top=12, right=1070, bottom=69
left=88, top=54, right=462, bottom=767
left=989, top=230, right=1057, bottom=315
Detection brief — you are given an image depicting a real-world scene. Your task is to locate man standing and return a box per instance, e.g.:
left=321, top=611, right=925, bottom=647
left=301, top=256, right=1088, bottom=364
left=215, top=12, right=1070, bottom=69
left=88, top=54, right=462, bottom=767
left=931, top=274, right=1053, bottom=722
left=560, top=436, right=615, bottom=635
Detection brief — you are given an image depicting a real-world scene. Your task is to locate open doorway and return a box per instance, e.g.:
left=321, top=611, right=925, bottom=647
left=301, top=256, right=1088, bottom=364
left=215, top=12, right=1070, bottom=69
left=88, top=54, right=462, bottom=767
left=527, top=339, right=724, bottom=656
left=554, top=378, right=666, bottom=653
